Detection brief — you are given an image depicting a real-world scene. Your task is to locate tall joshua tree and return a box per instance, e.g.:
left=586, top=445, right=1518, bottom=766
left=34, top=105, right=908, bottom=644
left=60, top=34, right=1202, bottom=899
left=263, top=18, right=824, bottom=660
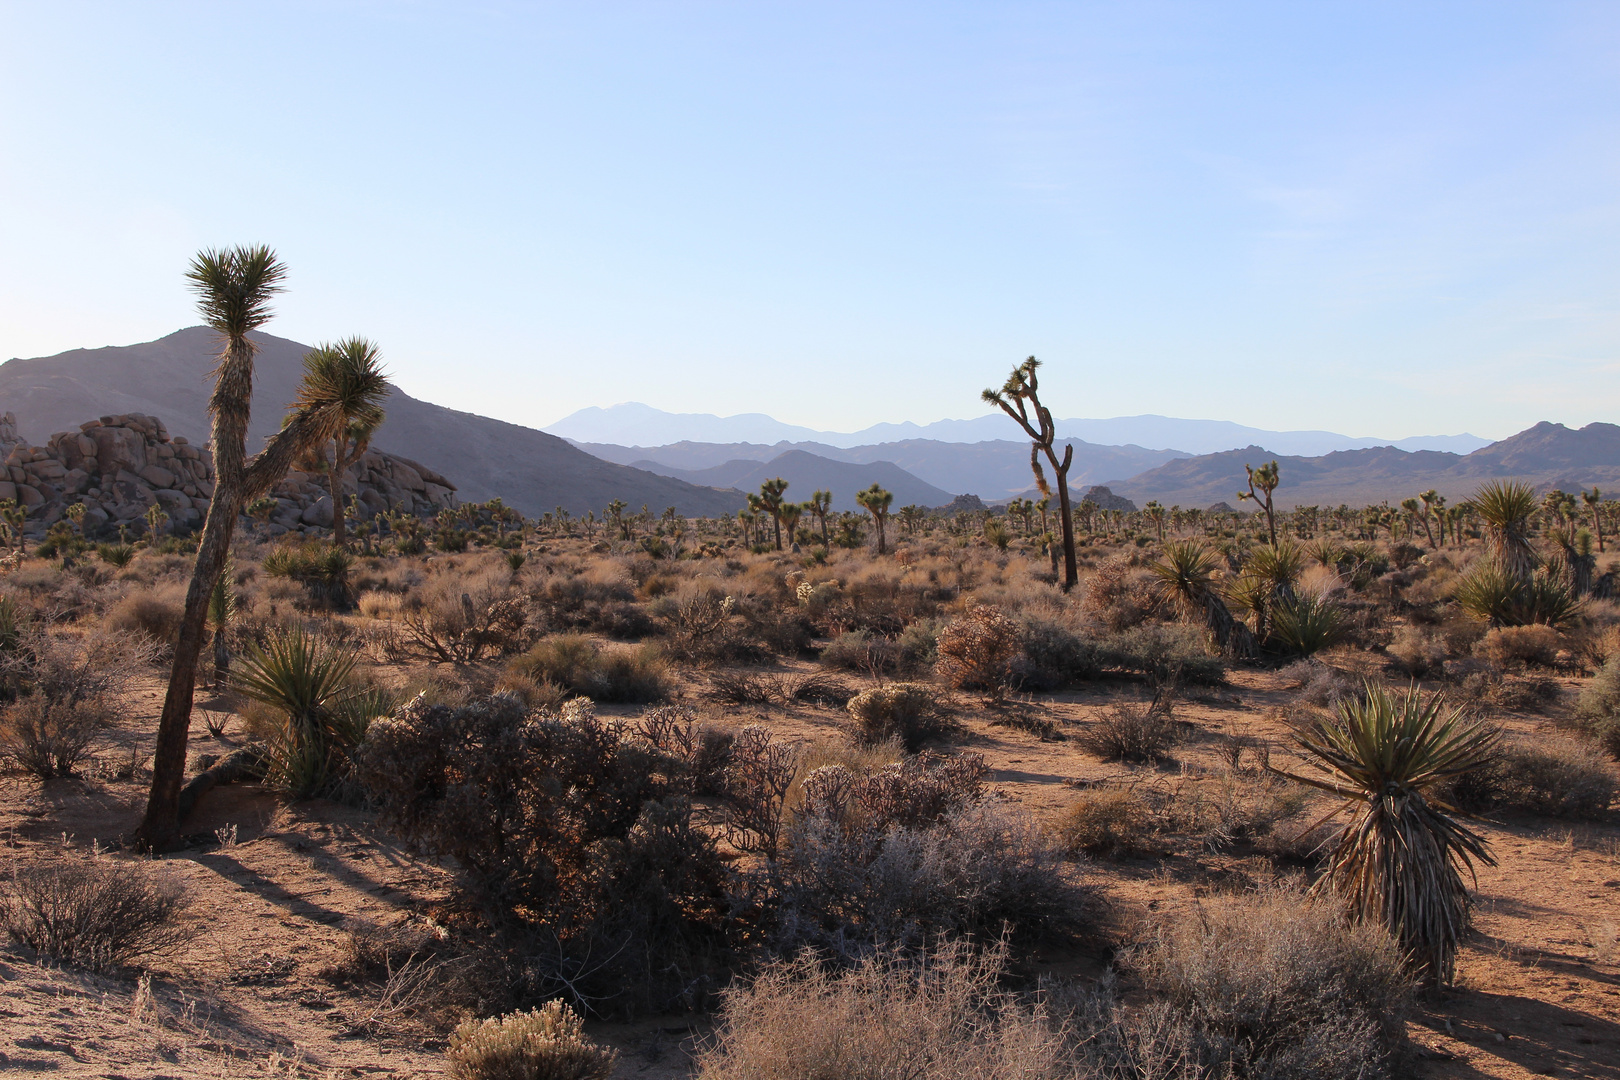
left=1584, top=487, right=1605, bottom=553
left=136, top=247, right=388, bottom=850
left=855, top=483, right=893, bottom=555
left=808, top=490, right=833, bottom=549
left=757, top=477, right=789, bottom=550
left=982, top=356, right=1077, bottom=591
left=311, top=338, right=387, bottom=548
left=1239, top=460, right=1280, bottom=546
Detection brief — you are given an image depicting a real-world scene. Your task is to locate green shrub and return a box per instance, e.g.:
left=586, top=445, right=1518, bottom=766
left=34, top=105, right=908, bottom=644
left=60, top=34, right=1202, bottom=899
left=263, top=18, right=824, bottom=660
left=507, top=634, right=668, bottom=704
left=96, top=543, right=135, bottom=568
left=1441, top=737, right=1615, bottom=819
left=1097, top=623, right=1224, bottom=684
left=445, top=1000, right=618, bottom=1080
left=1018, top=617, right=1102, bottom=689
left=1270, top=594, right=1346, bottom=657
left=818, top=629, right=874, bottom=671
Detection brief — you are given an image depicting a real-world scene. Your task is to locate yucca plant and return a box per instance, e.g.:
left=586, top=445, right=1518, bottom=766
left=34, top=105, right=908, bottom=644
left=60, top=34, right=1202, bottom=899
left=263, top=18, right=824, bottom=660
left=1455, top=560, right=1581, bottom=628
left=1270, top=593, right=1345, bottom=657
left=1150, top=541, right=1256, bottom=660
left=232, top=629, right=383, bottom=799
left=1272, top=681, right=1498, bottom=984
left=1471, top=481, right=1538, bottom=583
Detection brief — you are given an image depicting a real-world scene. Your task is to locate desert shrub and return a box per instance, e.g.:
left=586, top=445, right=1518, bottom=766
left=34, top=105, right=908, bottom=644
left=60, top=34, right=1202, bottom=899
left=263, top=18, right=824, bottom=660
left=399, top=561, right=530, bottom=663
left=893, top=619, right=940, bottom=675
left=694, top=943, right=1066, bottom=1080
left=845, top=682, right=950, bottom=749
left=1121, top=890, right=1411, bottom=1078
left=649, top=579, right=755, bottom=661
left=2, top=854, right=187, bottom=973
left=1285, top=659, right=1361, bottom=708
left=1083, top=556, right=1158, bottom=631
left=1440, top=738, right=1615, bottom=819
left=818, top=629, right=876, bottom=671
left=262, top=541, right=355, bottom=607
left=1081, top=700, right=1179, bottom=763
left=0, top=693, right=109, bottom=778
left=507, top=635, right=668, bottom=704
left=355, top=695, right=731, bottom=1011
left=1474, top=624, right=1561, bottom=669
left=104, top=585, right=186, bottom=648
left=1577, top=655, right=1620, bottom=755
left=935, top=604, right=1023, bottom=699
left=1018, top=617, right=1102, bottom=690
left=445, top=1000, right=618, bottom=1080
left=1057, top=786, right=1155, bottom=856
left=357, top=590, right=402, bottom=620
left=1151, top=772, right=1309, bottom=854
left=1386, top=625, right=1448, bottom=677
left=1097, top=623, right=1224, bottom=684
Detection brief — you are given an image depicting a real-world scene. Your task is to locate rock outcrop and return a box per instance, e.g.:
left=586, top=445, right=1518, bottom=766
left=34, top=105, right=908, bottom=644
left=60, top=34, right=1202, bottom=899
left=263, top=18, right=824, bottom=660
left=0, top=411, right=457, bottom=539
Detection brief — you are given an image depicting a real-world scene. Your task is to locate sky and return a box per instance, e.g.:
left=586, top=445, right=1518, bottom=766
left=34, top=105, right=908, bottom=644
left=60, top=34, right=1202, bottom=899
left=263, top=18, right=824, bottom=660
left=1, top=2, right=1617, bottom=441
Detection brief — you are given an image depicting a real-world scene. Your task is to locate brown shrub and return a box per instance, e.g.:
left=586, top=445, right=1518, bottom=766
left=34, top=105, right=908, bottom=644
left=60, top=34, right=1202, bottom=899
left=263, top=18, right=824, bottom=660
left=845, top=682, right=950, bottom=749
left=1080, top=701, right=1179, bottom=763
left=1057, top=787, right=1155, bottom=856
left=0, top=693, right=110, bottom=778
left=104, top=584, right=186, bottom=648
left=1475, top=624, right=1562, bottom=669
left=3, top=854, right=188, bottom=973
left=446, top=1000, right=618, bottom=1080
left=934, top=604, right=1022, bottom=700
left=1386, top=625, right=1447, bottom=677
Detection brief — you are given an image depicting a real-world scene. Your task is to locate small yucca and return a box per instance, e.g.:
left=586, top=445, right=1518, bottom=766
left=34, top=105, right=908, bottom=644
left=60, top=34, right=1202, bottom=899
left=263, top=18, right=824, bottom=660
left=1274, top=681, right=1498, bottom=984
left=446, top=1000, right=618, bottom=1080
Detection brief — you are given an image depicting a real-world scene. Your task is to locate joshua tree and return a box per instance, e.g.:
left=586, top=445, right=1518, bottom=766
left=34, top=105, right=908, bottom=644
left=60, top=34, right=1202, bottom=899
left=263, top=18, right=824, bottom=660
left=137, top=246, right=388, bottom=851
left=1584, top=487, right=1605, bottom=553
left=1472, top=480, right=1538, bottom=584
left=1144, top=500, right=1166, bottom=542
left=982, top=356, right=1078, bottom=590
left=808, top=489, right=833, bottom=549
left=207, top=557, right=235, bottom=685
left=309, top=340, right=386, bottom=548
left=1238, top=459, right=1280, bottom=546
left=65, top=502, right=86, bottom=535
left=1273, top=682, right=1498, bottom=985
left=144, top=503, right=170, bottom=540
left=1418, top=490, right=1443, bottom=548
left=855, top=483, right=894, bottom=555
left=778, top=501, right=805, bottom=546
left=756, top=477, right=789, bottom=550
left=1149, top=540, right=1257, bottom=660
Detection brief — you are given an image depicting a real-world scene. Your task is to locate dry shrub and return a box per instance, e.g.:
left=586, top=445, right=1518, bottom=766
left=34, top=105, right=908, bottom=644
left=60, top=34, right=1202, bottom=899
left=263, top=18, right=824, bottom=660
left=357, top=590, right=403, bottom=619
left=1285, top=660, right=1360, bottom=708
left=1097, top=623, right=1225, bottom=684
left=104, top=583, right=186, bottom=649
left=507, top=634, right=668, bottom=704
left=1576, top=654, right=1620, bottom=756
left=400, top=560, right=530, bottom=662
left=1475, top=624, right=1562, bottom=669
left=446, top=1000, right=618, bottom=1080
left=1386, top=625, right=1448, bottom=677
left=1017, top=617, right=1102, bottom=690
left=1057, top=786, right=1155, bottom=856
left=355, top=694, right=731, bottom=1011
left=775, top=754, right=1076, bottom=953
left=3, top=854, right=187, bottom=973
left=1119, top=889, right=1411, bottom=1079
left=707, top=668, right=775, bottom=705
left=695, top=943, right=1066, bottom=1080
left=845, top=682, right=950, bottom=749
left=935, top=604, right=1023, bottom=699
left=1083, top=556, right=1158, bottom=631
left=492, top=670, right=574, bottom=710
left=1081, top=700, right=1179, bottom=763
left=0, top=693, right=110, bottom=777
left=818, top=629, right=879, bottom=671
left=1442, top=737, right=1615, bottom=819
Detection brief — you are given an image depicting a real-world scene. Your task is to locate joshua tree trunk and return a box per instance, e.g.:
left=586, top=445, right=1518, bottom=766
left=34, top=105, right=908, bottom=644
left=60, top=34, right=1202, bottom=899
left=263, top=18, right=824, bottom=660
left=328, top=438, right=350, bottom=548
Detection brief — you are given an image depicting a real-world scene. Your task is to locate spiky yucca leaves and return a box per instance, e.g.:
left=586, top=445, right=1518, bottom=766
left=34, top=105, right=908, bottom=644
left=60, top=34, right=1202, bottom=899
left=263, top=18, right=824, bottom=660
left=1471, top=481, right=1538, bottom=583
left=1150, top=541, right=1256, bottom=660
left=232, top=629, right=381, bottom=799
left=1454, top=561, right=1582, bottom=628
left=1270, top=594, right=1346, bottom=657
left=206, top=557, right=235, bottom=682
left=1277, top=682, right=1498, bottom=985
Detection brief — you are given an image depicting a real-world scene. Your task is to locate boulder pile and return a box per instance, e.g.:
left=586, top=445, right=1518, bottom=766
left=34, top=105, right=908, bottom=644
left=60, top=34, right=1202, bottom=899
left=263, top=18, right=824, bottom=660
left=0, top=411, right=458, bottom=539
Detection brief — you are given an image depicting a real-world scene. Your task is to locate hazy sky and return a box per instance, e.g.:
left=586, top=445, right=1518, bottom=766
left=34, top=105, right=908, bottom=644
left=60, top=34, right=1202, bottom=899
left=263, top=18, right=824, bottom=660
left=2, top=2, right=1616, bottom=440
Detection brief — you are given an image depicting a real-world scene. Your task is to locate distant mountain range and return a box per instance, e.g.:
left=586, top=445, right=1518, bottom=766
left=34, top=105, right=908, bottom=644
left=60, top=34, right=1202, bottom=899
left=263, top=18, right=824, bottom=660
left=632, top=449, right=953, bottom=512
left=1106, top=422, right=1620, bottom=509
left=0, top=329, right=747, bottom=517
left=546, top=402, right=1492, bottom=457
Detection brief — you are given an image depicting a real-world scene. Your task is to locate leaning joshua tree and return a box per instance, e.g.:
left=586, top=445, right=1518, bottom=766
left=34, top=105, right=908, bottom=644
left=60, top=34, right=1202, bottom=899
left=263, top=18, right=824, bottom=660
left=136, top=246, right=389, bottom=850
left=982, top=356, right=1077, bottom=591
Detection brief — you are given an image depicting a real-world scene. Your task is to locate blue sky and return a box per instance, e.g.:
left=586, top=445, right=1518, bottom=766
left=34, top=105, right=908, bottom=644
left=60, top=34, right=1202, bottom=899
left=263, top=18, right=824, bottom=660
left=1, top=2, right=1616, bottom=440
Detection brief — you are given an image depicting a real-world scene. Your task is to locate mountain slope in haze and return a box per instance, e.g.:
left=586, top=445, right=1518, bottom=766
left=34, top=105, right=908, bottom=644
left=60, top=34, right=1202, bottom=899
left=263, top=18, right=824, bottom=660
left=547, top=402, right=1490, bottom=456
left=633, top=449, right=954, bottom=511
left=576, top=438, right=1186, bottom=498
left=0, top=328, right=745, bottom=517
left=1107, top=423, right=1620, bottom=508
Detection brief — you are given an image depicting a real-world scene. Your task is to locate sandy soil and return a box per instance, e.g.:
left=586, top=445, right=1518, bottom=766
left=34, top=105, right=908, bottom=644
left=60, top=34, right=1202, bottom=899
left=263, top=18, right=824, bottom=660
left=2, top=657, right=1617, bottom=1078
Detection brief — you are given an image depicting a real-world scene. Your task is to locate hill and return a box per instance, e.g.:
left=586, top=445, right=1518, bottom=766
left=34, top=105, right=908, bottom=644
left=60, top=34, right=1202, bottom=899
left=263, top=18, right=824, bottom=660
left=634, top=449, right=953, bottom=511
left=576, top=437, right=1186, bottom=499
left=1106, top=422, right=1620, bottom=508
left=0, top=329, right=746, bottom=518
left=548, top=402, right=1489, bottom=456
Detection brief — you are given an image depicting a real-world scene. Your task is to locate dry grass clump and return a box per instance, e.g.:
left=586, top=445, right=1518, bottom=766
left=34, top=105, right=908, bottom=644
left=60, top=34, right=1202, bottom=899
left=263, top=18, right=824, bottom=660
left=101, top=582, right=187, bottom=648
left=1119, top=889, right=1411, bottom=1079
left=445, top=1000, right=618, bottom=1080
left=1080, top=700, right=1179, bottom=763
left=695, top=943, right=1066, bottom=1080
left=507, top=634, right=668, bottom=704
left=935, top=603, right=1023, bottom=700
left=1386, top=625, right=1449, bottom=677
left=2, top=853, right=188, bottom=973
left=845, top=682, right=950, bottom=748
left=1475, top=624, right=1562, bottom=669
left=1057, top=786, right=1155, bottom=856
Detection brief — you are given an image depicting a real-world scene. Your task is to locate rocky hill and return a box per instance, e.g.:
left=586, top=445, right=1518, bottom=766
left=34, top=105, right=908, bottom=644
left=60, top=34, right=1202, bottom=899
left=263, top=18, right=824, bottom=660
left=0, top=410, right=455, bottom=540
left=0, top=329, right=746, bottom=518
